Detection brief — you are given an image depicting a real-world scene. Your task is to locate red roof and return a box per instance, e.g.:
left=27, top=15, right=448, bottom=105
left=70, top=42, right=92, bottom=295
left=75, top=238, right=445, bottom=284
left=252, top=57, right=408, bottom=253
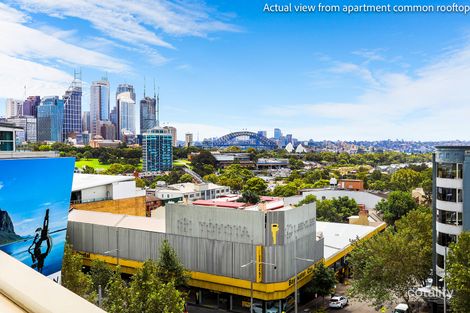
left=192, top=199, right=246, bottom=209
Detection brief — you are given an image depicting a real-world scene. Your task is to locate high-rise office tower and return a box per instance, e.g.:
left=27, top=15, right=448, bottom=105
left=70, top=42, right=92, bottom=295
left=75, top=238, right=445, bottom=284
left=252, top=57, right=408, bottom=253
left=433, top=146, right=470, bottom=286
left=274, top=128, right=282, bottom=140
left=286, top=134, right=293, bottom=144
left=6, top=116, right=37, bottom=143
left=116, top=83, right=136, bottom=102
left=100, top=121, right=116, bottom=141
left=185, top=133, right=193, bottom=148
left=82, top=111, right=91, bottom=132
left=90, top=78, right=110, bottom=138
left=23, top=96, right=41, bottom=117
left=140, top=97, right=156, bottom=135
left=62, top=73, right=82, bottom=142
left=37, top=96, right=64, bottom=142
left=142, top=127, right=173, bottom=172
left=5, top=99, right=22, bottom=118
left=257, top=130, right=267, bottom=138
left=163, top=126, right=177, bottom=147
left=116, top=91, right=136, bottom=139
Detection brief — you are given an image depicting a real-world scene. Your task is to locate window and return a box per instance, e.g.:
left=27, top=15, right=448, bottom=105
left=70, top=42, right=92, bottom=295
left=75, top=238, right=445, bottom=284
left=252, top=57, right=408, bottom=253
left=0, top=131, right=14, bottom=151
left=437, top=187, right=458, bottom=202
left=437, top=210, right=463, bottom=225
left=437, top=232, right=457, bottom=247
left=437, top=254, right=445, bottom=268
left=437, top=163, right=458, bottom=179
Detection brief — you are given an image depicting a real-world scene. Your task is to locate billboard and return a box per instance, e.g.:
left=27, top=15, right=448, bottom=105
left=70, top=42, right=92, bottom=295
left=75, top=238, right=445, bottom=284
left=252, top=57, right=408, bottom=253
left=0, top=157, right=75, bottom=280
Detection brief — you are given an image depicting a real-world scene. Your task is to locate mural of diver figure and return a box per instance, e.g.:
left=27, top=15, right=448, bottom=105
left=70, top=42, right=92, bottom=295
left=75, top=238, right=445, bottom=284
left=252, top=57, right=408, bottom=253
left=28, top=209, right=52, bottom=273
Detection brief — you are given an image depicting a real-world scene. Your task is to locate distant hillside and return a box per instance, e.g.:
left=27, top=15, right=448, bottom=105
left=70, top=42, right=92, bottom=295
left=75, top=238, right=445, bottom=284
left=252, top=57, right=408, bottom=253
left=0, top=209, right=22, bottom=245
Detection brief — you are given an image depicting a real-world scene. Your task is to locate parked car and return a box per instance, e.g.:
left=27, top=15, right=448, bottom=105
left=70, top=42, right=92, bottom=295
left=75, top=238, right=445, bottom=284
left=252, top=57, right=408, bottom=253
left=328, top=295, right=348, bottom=309
left=393, top=303, right=409, bottom=313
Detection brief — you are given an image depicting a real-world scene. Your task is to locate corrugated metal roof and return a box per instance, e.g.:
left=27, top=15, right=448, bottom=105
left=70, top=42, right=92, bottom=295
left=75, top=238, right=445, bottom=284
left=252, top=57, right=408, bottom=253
left=72, top=173, right=134, bottom=191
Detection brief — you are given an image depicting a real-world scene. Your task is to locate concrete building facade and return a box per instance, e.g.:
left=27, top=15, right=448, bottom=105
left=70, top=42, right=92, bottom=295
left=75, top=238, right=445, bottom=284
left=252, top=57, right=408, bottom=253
left=432, top=146, right=470, bottom=283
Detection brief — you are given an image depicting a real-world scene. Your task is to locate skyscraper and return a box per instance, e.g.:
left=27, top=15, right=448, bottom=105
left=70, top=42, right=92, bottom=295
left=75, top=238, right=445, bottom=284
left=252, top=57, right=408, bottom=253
left=142, top=127, right=173, bottom=172
left=432, top=146, right=470, bottom=286
left=116, top=83, right=136, bottom=102
left=6, top=116, right=37, bottom=143
left=116, top=91, right=136, bottom=139
left=90, top=78, right=110, bottom=138
left=62, top=74, right=82, bottom=142
left=5, top=99, right=22, bottom=118
left=163, top=126, right=177, bottom=147
left=140, top=97, right=156, bottom=135
left=274, top=128, right=282, bottom=140
left=185, top=133, right=193, bottom=147
left=37, top=96, right=64, bottom=142
left=23, top=96, right=41, bottom=117
left=82, top=111, right=91, bottom=132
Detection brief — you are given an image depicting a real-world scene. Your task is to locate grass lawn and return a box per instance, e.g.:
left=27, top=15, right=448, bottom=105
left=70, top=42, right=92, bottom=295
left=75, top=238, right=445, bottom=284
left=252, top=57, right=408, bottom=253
left=173, top=159, right=191, bottom=168
left=75, top=158, right=112, bottom=170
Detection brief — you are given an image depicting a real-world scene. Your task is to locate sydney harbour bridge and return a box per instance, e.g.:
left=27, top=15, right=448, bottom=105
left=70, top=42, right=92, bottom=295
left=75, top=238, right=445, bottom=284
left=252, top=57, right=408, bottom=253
left=202, top=131, right=278, bottom=150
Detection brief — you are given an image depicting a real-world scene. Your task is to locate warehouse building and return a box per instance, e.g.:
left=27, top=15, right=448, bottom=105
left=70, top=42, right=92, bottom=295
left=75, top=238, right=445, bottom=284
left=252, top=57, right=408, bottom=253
left=68, top=199, right=385, bottom=312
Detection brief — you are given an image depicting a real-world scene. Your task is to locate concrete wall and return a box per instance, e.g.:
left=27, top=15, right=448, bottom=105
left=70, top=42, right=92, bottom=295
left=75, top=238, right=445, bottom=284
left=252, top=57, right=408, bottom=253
left=112, top=181, right=140, bottom=200
left=81, top=185, right=109, bottom=202
left=301, top=189, right=384, bottom=210
left=72, top=196, right=146, bottom=216
left=165, top=203, right=266, bottom=245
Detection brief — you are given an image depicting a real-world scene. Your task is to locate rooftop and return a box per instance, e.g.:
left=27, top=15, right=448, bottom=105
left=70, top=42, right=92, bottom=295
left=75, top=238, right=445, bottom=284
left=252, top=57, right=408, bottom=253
left=0, top=251, right=105, bottom=313
left=317, top=221, right=386, bottom=261
left=72, top=173, right=135, bottom=191
left=69, top=210, right=165, bottom=233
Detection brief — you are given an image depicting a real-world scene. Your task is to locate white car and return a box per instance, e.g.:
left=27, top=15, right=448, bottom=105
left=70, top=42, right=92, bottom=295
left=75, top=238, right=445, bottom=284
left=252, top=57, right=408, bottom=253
left=328, top=295, right=348, bottom=309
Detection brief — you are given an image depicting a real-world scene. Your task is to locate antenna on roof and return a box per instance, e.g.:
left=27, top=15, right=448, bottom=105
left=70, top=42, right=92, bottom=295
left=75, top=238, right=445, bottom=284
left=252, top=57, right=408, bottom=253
left=155, top=79, right=160, bottom=127
left=143, top=76, right=146, bottom=98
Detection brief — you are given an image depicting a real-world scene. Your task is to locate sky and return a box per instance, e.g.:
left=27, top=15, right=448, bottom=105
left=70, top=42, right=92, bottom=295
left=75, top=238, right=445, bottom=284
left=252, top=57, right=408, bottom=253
left=1, top=0, right=470, bottom=141
left=0, top=157, right=74, bottom=236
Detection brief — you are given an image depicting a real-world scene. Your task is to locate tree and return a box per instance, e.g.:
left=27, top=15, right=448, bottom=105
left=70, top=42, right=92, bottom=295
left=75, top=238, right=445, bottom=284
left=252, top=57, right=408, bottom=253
left=348, top=208, right=432, bottom=308
left=191, top=150, right=217, bottom=176
left=390, top=168, right=421, bottom=191
left=237, top=190, right=261, bottom=204
left=296, top=194, right=317, bottom=207
left=446, top=232, right=470, bottom=313
left=129, top=259, right=186, bottom=313
left=135, top=177, right=146, bottom=188
left=289, top=157, right=304, bottom=170
left=61, top=244, right=95, bottom=302
left=104, top=267, right=130, bottom=313
left=82, top=165, right=96, bottom=174
left=156, top=240, right=190, bottom=288
left=272, top=184, right=299, bottom=197
left=243, top=177, right=268, bottom=195
left=375, top=191, right=418, bottom=225
left=178, top=174, right=193, bottom=183
left=217, top=164, right=254, bottom=191
left=90, top=259, right=114, bottom=294
left=306, top=262, right=336, bottom=301
left=315, top=197, right=359, bottom=223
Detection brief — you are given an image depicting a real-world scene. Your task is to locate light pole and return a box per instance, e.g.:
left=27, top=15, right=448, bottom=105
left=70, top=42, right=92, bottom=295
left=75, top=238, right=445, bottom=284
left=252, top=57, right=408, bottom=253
left=293, top=236, right=316, bottom=313
left=104, top=228, right=120, bottom=266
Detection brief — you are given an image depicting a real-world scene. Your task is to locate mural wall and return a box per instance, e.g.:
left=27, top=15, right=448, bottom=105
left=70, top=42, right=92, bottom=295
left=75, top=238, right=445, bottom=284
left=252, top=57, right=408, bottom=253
left=0, top=157, right=75, bottom=280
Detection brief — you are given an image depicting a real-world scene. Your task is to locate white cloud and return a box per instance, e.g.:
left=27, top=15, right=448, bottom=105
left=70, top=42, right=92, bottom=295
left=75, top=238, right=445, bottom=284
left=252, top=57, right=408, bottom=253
left=0, top=181, right=4, bottom=190
left=263, top=43, right=470, bottom=141
left=14, top=0, right=239, bottom=48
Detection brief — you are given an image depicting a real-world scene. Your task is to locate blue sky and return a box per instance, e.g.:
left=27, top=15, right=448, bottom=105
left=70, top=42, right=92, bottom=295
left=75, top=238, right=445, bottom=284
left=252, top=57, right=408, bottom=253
left=1, top=0, right=470, bottom=140
left=0, top=158, right=74, bottom=236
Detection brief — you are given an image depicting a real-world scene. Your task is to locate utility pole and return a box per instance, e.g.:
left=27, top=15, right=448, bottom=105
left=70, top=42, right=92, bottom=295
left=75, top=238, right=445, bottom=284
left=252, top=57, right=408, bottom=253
left=293, top=235, right=316, bottom=313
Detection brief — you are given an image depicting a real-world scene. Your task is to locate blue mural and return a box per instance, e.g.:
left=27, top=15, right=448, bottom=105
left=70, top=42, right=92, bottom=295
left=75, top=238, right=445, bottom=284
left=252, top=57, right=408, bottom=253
left=0, top=157, right=75, bottom=277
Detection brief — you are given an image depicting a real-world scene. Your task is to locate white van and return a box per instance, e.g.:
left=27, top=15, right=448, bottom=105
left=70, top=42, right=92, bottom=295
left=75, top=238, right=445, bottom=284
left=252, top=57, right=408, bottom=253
left=393, top=303, right=409, bottom=313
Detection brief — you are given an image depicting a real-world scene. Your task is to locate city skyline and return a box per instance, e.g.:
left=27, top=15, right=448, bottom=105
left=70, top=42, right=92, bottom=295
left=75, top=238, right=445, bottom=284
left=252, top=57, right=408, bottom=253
left=1, top=1, right=470, bottom=141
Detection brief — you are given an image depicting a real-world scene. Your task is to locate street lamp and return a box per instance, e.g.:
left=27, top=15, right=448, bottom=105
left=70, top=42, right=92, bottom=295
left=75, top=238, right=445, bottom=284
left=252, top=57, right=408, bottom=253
left=241, top=241, right=277, bottom=313
left=293, top=236, right=316, bottom=313
left=438, top=246, right=448, bottom=313
left=104, top=248, right=120, bottom=266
